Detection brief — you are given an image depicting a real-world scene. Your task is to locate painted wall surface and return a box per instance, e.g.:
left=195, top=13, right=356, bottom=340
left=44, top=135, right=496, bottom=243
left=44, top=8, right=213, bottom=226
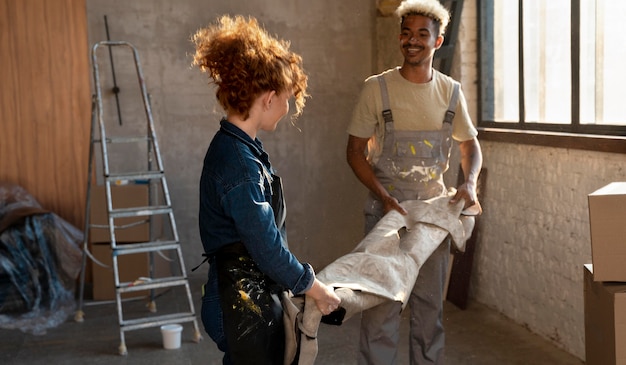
left=473, top=143, right=625, bottom=360
left=85, top=0, right=376, bottom=278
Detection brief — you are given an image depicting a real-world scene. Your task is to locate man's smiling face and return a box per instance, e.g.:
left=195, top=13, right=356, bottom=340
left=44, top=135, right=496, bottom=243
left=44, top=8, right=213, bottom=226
left=399, top=14, right=443, bottom=67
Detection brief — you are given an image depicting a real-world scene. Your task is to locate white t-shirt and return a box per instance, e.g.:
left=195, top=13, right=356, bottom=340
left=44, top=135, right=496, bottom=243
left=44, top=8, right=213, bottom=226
left=347, top=67, right=478, bottom=163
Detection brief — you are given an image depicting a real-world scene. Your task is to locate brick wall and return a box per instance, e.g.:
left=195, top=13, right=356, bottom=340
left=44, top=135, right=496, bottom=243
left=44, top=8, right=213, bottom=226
left=453, top=1, right=626, bottom=360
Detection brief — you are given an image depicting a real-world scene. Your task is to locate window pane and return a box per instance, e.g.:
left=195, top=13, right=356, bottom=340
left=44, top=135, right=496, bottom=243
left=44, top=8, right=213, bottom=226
left=580, top=0, right=595, bottom=124
left=492, top=0, right=519, bottom=122
left=522, top=0, right=571, bottom=124
left=479, top=0, right=626, bottom=133
left=581, top=0, right=626, bottom=126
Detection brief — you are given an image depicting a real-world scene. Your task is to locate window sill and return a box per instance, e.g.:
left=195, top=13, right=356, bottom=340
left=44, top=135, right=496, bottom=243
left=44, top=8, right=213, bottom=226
left=478, top=128, right=626, bottom=154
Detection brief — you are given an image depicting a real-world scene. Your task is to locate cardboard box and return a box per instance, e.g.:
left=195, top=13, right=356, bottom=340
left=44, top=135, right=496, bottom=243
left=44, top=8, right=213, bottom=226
left=89, top=184, right=150, bottom=244
left=588, top=182, right=626, bottom=281
left=584, top=264, right=626, bottom=365
left=90, top=243, right=172, bottom=300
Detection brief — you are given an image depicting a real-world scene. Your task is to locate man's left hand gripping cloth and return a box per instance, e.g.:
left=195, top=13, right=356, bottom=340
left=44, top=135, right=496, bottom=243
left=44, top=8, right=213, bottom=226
left=282, top=193, right=477, bottom=365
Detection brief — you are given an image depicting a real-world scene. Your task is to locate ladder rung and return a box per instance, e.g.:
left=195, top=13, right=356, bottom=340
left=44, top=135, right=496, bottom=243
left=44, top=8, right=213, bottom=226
left=105, top=136, right=151, bottom=144
left=118, top=277, right=188, bottom=293
left=106, top=171, right=164, bottom=181
left=113, top=240, right=179, bottom=254
left=110, top=206, right=171, bottom=218
left=89, top=219, right=149, bottom=232
left=120, top=313, right=196, bottom=332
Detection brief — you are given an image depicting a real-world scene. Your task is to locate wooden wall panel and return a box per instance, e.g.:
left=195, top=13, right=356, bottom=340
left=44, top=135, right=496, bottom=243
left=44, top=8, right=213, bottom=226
left=0, top=0, right=91, bottom=228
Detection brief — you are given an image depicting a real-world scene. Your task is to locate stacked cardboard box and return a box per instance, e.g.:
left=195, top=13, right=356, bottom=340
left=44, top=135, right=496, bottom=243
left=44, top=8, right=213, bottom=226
left=585, top=182, right=626, bottom=365
left=88, top=184, right=171, bottom=301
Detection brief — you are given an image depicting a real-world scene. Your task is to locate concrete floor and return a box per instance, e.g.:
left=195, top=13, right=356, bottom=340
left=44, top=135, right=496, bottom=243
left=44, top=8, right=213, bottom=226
left=0, top=275, right=584, bottom=365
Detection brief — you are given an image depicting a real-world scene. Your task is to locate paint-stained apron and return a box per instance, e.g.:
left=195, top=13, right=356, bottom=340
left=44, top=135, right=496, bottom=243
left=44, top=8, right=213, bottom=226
left=373, top=121, right=452, bottom=201
left=215, top=174, right=288, bottom=365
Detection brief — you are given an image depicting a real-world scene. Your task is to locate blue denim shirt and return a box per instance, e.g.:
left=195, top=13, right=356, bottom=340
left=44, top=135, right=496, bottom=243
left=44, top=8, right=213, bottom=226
left=198, top=119, right=314, bottom=295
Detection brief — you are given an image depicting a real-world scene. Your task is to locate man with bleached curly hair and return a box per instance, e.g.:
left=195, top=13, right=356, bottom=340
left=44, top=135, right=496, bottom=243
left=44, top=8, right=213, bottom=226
left=346, top=0, right=483, bottom=364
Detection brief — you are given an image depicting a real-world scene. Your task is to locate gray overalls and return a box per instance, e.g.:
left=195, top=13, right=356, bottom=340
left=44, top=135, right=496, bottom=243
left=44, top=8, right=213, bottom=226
left=359, top=75, right=459, bottom=365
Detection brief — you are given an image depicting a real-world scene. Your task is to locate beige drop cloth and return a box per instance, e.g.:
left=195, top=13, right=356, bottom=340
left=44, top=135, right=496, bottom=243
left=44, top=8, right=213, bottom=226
left=283, top=194, right=476, bottom=365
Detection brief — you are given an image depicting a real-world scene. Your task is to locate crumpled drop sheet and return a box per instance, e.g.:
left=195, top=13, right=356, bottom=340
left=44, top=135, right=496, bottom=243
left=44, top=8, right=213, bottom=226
left=0, top=183, right=83, bottom=335
left=284, top=195, right=475, bottom=365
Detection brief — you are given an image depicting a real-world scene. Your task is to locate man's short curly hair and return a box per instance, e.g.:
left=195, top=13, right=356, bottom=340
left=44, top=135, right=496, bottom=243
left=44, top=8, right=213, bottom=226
left=192, top=15, right=308, bottom=120
left=396, top=0, right=451, bottom=36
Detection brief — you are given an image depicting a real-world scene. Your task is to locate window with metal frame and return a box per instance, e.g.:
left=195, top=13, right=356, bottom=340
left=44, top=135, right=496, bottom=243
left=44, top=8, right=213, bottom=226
left=478, top=0, right=626, bottom=138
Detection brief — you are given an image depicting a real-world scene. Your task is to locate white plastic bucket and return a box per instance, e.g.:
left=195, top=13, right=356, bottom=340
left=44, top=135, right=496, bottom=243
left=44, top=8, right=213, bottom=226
left=160, top=324, right=183, bottom=350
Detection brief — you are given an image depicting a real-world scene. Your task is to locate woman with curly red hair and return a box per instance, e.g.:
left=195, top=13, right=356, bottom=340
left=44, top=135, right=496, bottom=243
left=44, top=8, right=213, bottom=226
left=192, top=15, right=340, bottom=364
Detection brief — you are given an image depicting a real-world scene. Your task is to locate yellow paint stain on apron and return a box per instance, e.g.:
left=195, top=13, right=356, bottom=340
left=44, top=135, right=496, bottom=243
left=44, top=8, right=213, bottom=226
left=238, top=289, right=262, bottom=316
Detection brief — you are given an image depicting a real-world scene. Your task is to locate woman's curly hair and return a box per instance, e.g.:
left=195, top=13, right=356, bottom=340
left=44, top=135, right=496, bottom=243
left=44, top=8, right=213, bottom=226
left=192, top=15, right=308, bottom=121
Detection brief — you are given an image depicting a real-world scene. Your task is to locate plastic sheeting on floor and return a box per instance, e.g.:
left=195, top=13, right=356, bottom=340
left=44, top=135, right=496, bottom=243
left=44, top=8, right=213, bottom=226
left=0, top=183, right=83, bottom=335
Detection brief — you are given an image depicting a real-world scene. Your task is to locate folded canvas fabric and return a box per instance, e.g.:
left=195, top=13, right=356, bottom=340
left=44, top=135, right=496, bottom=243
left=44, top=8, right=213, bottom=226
left=284, top=194, right=476, bottom=365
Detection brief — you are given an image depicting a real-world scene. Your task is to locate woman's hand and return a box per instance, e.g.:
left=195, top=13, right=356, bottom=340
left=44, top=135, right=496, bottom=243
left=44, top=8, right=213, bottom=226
left=306, top=278, right=341, bottom=315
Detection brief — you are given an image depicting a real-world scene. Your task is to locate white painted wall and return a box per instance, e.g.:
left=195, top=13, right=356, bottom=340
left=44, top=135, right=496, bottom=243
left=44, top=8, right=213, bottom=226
left=474, top=143, right=624, bottom=360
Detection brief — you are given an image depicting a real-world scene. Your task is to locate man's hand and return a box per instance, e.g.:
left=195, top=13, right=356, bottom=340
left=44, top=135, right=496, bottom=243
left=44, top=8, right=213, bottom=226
left=382, top=195, right=408, bottom=215
left=454, top=137, right=483, bottom=214
left=450, top=181, right=482, bottom=215
left=347, top=135, right=409, bottom=215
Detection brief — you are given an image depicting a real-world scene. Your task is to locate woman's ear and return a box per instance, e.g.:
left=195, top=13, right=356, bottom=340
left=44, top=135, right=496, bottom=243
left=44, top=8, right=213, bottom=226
left=262, top=90, right=276, bottom=110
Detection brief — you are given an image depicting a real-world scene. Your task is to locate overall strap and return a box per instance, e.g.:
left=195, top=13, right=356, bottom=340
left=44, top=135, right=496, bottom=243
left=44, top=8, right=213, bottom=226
left=444, top=82, right=460, bottom=125
left=379, top=75, right=460, bottom=126
left=377, top=75, right=394, bottom=124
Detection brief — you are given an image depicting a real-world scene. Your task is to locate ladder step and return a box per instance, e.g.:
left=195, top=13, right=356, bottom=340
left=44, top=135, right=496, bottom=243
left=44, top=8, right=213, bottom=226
left=113, top=240, right=179, bottom=254
left=118, top=276, right=188, bottom=293
left=106, top=171, right=164, bottom=181
left=103, top=136, right=151, bottom=144
left=89, top=219, right=148, bottom=232
left=120, top=312, right=196, bottom=332
left=110, top=205, right=171, bottom=218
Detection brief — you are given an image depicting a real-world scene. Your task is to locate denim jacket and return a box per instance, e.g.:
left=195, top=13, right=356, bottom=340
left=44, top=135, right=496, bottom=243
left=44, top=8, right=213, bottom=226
left=198, top=119, right=314, bottom=295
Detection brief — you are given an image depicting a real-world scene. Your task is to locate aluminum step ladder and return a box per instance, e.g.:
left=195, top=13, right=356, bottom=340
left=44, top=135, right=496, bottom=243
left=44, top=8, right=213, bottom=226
left=75, top=40, right=202, bottom=355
